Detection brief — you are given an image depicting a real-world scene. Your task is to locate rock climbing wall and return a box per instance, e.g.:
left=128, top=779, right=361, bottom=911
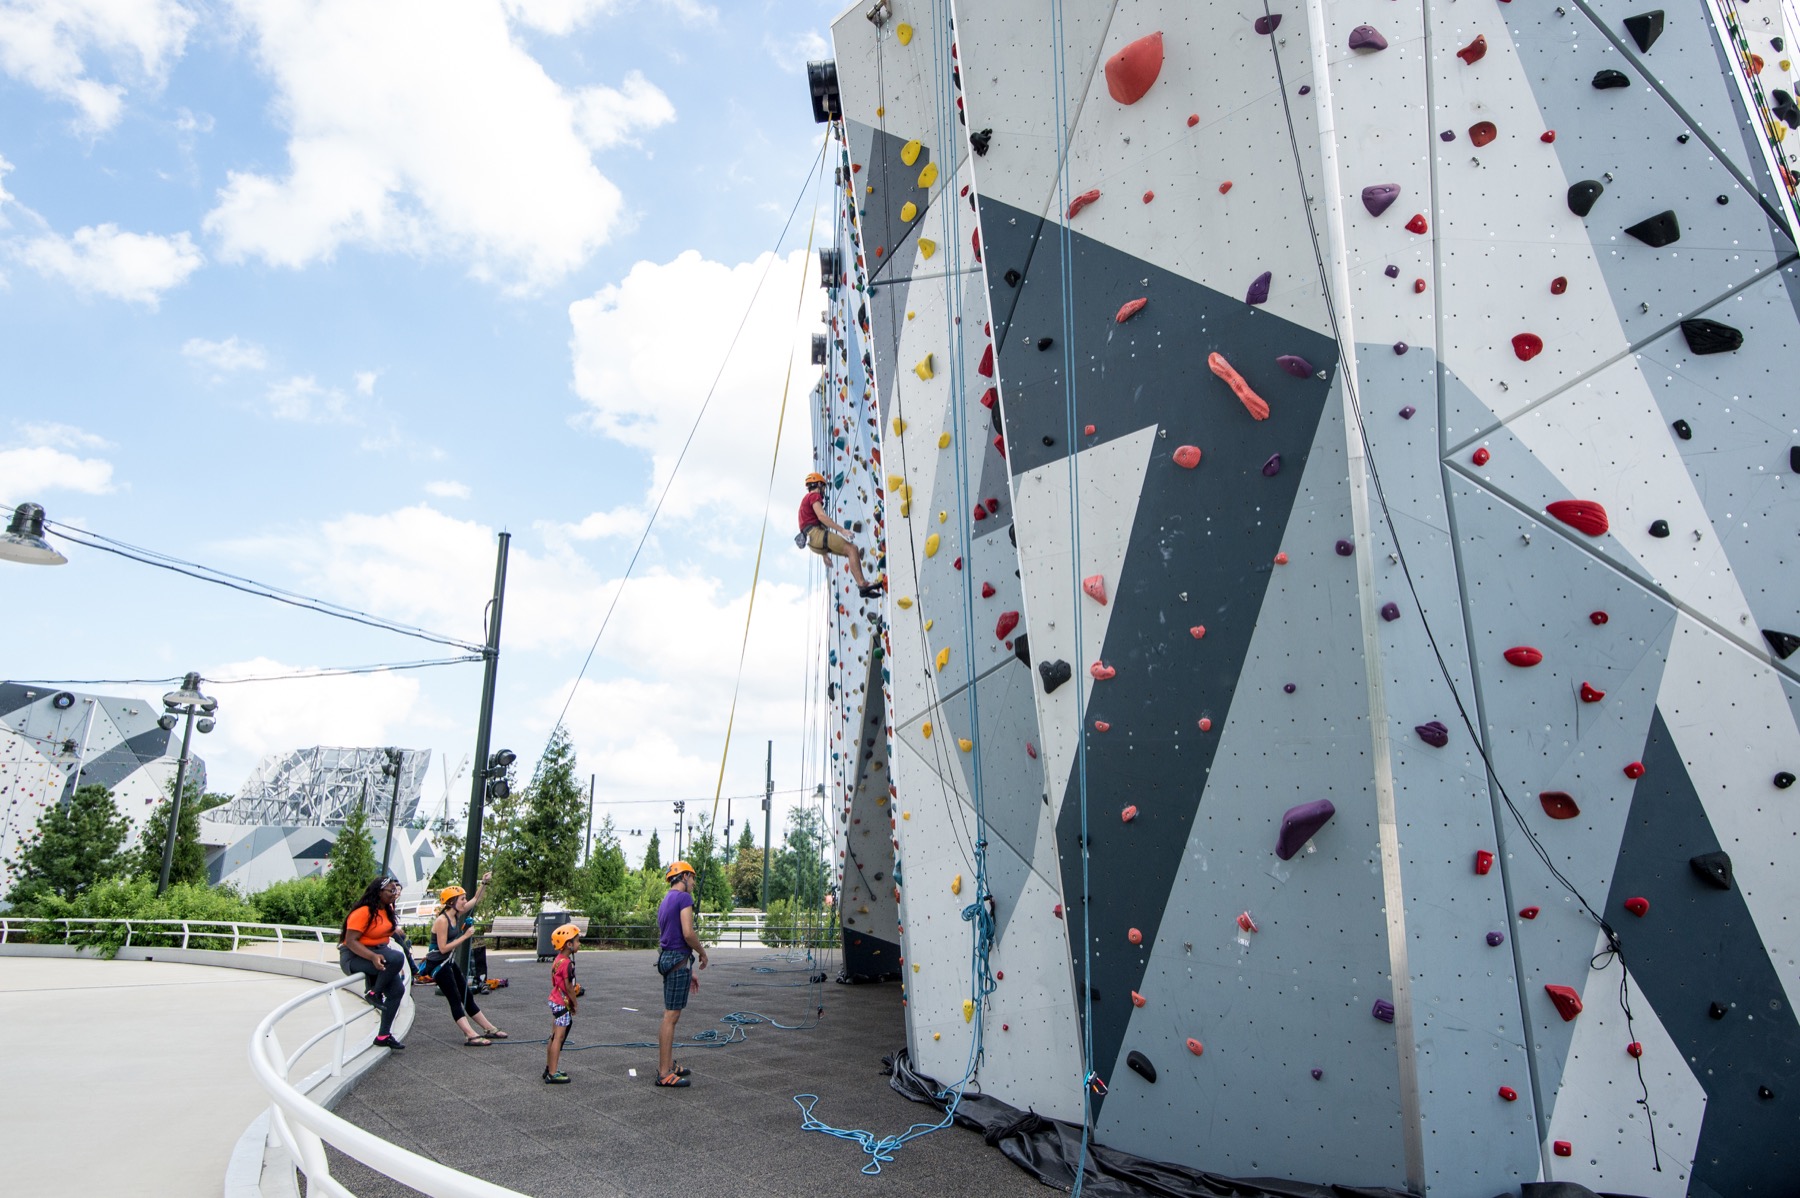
left=828, top=1, right=1086, bottom=1120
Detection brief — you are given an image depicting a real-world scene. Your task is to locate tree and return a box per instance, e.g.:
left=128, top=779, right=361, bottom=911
left=5, top=784, right=129, bottom=907
left=132, top=774, right=206, bottom=887
left=502, top=726, right=587, bottom=909
left=642, top=830, right=662, bottom=874
left=428, top=810, right=465, bottom=890
left=325, top=802, right=377, bottom=920
left=686, top=824, right=733, bottom=911
left=729, top=847, right=765, bottom=909
left=767, top=807, right=829, bottom=909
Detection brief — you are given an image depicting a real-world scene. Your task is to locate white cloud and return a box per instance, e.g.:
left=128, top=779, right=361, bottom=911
left=207, top=0, right=673, bottom=289
left=265, top=374, right=352, bottom=422
left=573, top=70, right=675, bottom=151
left=20, top=222, right=202, bottom=305
left=183, top=335, right=269, bottom=374
left=500, top=0, right=714, bottom=36
left=424, top=480, right=469, bottom=499
left=763, top=30, right=828, bottom=74
left=0, top=444, right=114, bottom=494
left=553, top=504, right=644, bottom=541
left=0, top=0, right=194, bottom=131
left=353, top=369, right=378, bottom=396
left=568, top=248, right=824, bottom=529
left=18, top=420, right=110, bottom=450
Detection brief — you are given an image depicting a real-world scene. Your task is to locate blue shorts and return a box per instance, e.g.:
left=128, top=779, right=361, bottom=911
left=657, top=949, right=693, bottom=1011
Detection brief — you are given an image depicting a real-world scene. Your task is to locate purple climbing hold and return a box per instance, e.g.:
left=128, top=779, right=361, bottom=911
left=1384, top=264, right=1399, bottom=278
left=1262, top=453, right=1282, bottom=477
left=1393, top=341, right=1409, bottom=355
left=1416, top=720, right=1450, bottom=747
left=1372, top=999, right=1396, bottom=1023
left=1277, top=354, right=1314, bottom=378
left=1348, top=25, right=1388, bottom=51
left=1298, top=85, right=1311, bottom=95
left=1362, top=184, right=1401, bottom=217
left=1380, top=602, right=1401, bottom=621
left=1440, top=129, right=1456, bottom=142
left=1246, top=270, right=1272, bottom=305
left=1399, top=405, right=1416, bottom=419
left=1487, top=931, right=1506, bottom=947
left=1275, top=798, right=1337, bottom=860
left=1254, top=13, right=1282, bottom=34
left=1311, top=1068, right=1324, bottom=1080
left=1335, top=539, right=1354, bottom=556
left=1284, top=683, right=1296, bottom=694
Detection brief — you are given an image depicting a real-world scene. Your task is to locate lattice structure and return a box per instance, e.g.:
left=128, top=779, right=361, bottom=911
left=214, top=746, right=431, bottom=828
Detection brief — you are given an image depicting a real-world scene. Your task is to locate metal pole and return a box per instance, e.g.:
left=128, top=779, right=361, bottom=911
left=157, top=706, right=197, bottom=896
left=457, top=532, right=510, bottom=975
left=584, top=773, right=595, bottom=863
left=380, top=748, right=403, bottom=876
left=760, top=739, right=773, bottom=911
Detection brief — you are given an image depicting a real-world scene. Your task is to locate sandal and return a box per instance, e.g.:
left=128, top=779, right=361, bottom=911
left=481, top=1028, right=509, bottom=1039
left=463, top=1036, right=492, bottom=1047
left=655, top=1071, right=690, bottom=1088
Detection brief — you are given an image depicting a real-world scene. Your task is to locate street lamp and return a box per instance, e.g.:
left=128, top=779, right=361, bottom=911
left=379, top=747, right=407, bottom=878
left=0, top=503, right=67, bottom=566
left=673, top=800, right=686, bottom=862
left=156, top=672, right=217, bottom=895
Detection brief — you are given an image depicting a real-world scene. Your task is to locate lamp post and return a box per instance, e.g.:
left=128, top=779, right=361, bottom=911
left=673, top=800, right=686, bottom=862
left=379, top=747, right=406, bottom=877
left=156, top=672, right=217, bottom=896
left=0, top=503, right=68, bottom=565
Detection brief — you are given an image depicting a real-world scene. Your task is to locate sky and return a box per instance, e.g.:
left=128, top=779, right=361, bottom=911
left=0, top=0, right=849, bottom=860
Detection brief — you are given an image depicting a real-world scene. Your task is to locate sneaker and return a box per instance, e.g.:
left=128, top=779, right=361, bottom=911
left=373, top=1034, right=405, bottom=1050
left=364, top=988, right=381, bottom=1007
left=543, top=1069, right=571, bottom=1085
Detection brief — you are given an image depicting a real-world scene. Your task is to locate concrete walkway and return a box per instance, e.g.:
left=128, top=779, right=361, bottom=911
left=0, top=956, right=322, bottom=1196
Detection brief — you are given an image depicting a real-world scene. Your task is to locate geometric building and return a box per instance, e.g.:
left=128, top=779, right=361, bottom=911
left=1, top=682, right=198, bottom=896
left=819, top=4, right=1800, bottom=1195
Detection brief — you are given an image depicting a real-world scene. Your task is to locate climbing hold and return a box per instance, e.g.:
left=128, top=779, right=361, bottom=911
left=922, top=721, right=933, bottom=739
left=1025, top=742, right=1038, bottom=759
left=1512, top=333, right=1544, bottom=361
left=1273, top=552, right=1288, bottom=564
left=1691, top=851, right=1734, bottom=889
left=1545, top=984, right=1584, bottom=1021
left=1777, top=772, right=1796, bottom=789
left=1399, top=405, right=1416, bottom=419
left=917, top=162, right=938, bottom=189
left=1254, top=14, right=1281, bottom=34
left=1104, top=32, right=1164, bottom=105
left=1116, top=297, right=1148, bottom=323
left=1014, top=634, right=1030, bottom=666
left=935, top=648, right=950, bottom=672
left=1090, top=662, right=1116, bottom=681
left=1173, top=445, right=1202, bottom=469
left=1475, top=850, right=1495, bottom=875
left=1593, top=68, right=1632, bottom=89
left=951, top=874, right=962, bottom=895
left=1084, top=424, right=1096, bottom=435
left=1385, top=265, right=1399, bottom=279
left=1372, top=999, right=1396, bottom=1023
left=1546, top=499, right=1610, bottom=536
left=1236, top=912, right=1258, bottom=933
left=1218, top=181, right=1233, bottom=194
left=924, top=533, right=940, bottom=557
left=1405, top=213, right=1429, bottom=234
left=1623, top=10, right=1664, bottom=53
left=1142, top=189, right=1155, bottom=204
left=980, top=582, right=995, bottom=598
left=958, top=738, right=973, bottom=753
left=1067, top=188, right=1102, bottom=218
left=1311, top=1068, right=1322, bottom=1080
left=1284, top=683, right=1296, bottom=694
left=1440, top=129, right=1455, bottom=141
left=1580, top=682, right=1605, bottom=703
left=1208, top=352, right=1271, bottom=420
left=1765, top=629, right=1800, bottom=659
left=1568, top=180, right=1605, bottom=217
left=1625, top=896, right=1650, bottom=917
left=1122, top=806, right=1138, bottom=823
left=978, top=343, right=994, bottom=376
left=1487, top=931, right=1506, bottom=947
left=1262, top=454, right=1281, bottom=477
left=1190, top=626, right=1206, bottom=638
left=1648, top=519, right=1670, bottom=538
left=1188, top=1038, right=1205, bottom=1056
left=918, top=238, right=936, bottom=259
left=973, top=504, right=988, bottom=522
left=995, top=611, right=1020, bottom=639
left=1624, top=761, right=1645, bottom=779
left=1709, top=1002, right=1729, bottom=1020
left=1551, top=276, right=1568, bottom=294
left=1504, top=646, right=1543, bottom=667
left=1362, top=184, right=1402, bottom=218
left=1380, top=602, right=1400, bottom=621
left=900, top=139, right=922, bottom=166
left=938, top=432, right=952, bottom=449
left=953, top=556, right=963, bottom=570
left=1469, top=121, right=1497, bottom=147
left=1122, top=1051, right=1157, bottom=1084
left=1035, top=337, right=1053, bottom=352
left=1277, top=354, right=1315, bottom=377
left=1053, top=904, right=1063, bottom=918
left=1039, top=660, right=1073, bottom=692
left=1539, top=791, right=1580, bottom=820
left=1082, top=574, right=1108, bottom=605
left=1187, top=113, right=1199, bottom=126
left=1335, top=539, right=1354, bottom=556
left=895, top=22, right=913, bottom=44
left=1625, top=210, right=1681, bottom=247
left=1498, top=1086, right=1518, bottom=1102
left=1276, top=799, right=1336, bottom=859
left=1590, top=610, right=1609, bottom=625
left=1413, top=279, right=1427, bottom=294
left=1457, top=35, right=1487, bottom=64
left=969, top=129, right=992, bottom=157
left=1520, top=906, right=1540, bottom=919
left=962, top=998, right=975, bottom=1023
left=1473, top=447, right=1491, bottom=466
left=1760, top=1086, right=1776, bottom=1100
left=1680, top=318, right=1743, bottom=354
left=1128, top=927, right=1143, bottom=944
left=1003, top=269, right=1021, bottom=287
left=1541, top=130, right=1557, bottom=143
left=897, top=596, right=914, bottom=609
left=1627, top=1041, right=1644, bottom=1058
left=1416, top=721, right=1450, bottom=747
left=1198, top=717, right=1213, bottom=732
left=1553, top=1142, right=1573, bottom=1158
left=1130, top=989, right=1146, bottom=1006
left=979, top=388, right=998, bottom=410
left=1348, top=25, right=1388, bottom=51
left=914, top=354, right=934, bottom=380
left=1245, top=271, right=1272, bottom=306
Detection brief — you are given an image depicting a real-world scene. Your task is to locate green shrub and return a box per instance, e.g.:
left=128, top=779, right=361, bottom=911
left=250, top=876, right=339, bottom=929
left=761, top=898, right=839, bottom=949
left=20, top=878, right=260, bottom=956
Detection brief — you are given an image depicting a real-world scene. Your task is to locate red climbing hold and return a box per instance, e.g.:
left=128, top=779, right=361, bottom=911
left=985, top=498, right=1000, bottom=514
left=1172, top=445, right=1202, bottom=469
left=1457, top=34, right=1488, bottom=64
left=978, top=388, right=997, bottom=410
left=1187, top=1038, right=1204, bottom=1056
left=1589, top=610, right=1609, bottom=625
left=953, top=556, right=963, bottom=570
left=1236, top=912, right=1258, bottom=933
left=1406, top=214, right=1429, bottom=234
left=1067, top=188, right=1101, bottom=219
left=1208, top=352, right=1271, bottom=420
left=1504, top=646, right=1544, bottom=667
left=1539, top=791, right=1580, bottom=820
left=993, top=434, right=1005, bottom=458
left=1026, top=742, right=1038, bottom=759
left=1624, top=761, right=1645, bottom=779
left=981, top=582, right=996, bottom=598
left=1053, top=903, right=1063, bottom=918
left=1093, top=720, right=1111, bottom=732
left=1580, top=682, right=1605, bottom=703
left=1116, top=297, right=1148, bottom=323
left=1498, top=1086, right=1518, bottom=1102
left=1625, top=896, right=1650, bottom=917
left=1090, top=662, right=1117, bottom=680
left=1129, top=990, right=1147, bottom=1008
left=1187, top=114, right=1199, bottom=127
left=1545, top=984, right=1584, bottom=1021
left=1472, top=447, right=1491, bottom=466
left=1104, top=32, right=1164, bottom=105
left=1553, top=1142, right=1573, bottom=1158
left=1469, top=121, right=1497, bottom=147
left=1189, top=625, right=1206, bottom=638
left=1475, top=850, right=1495, bottom=875
left=1142, top=190, right=1154, bottom=204
left=978, top=344, right=994, bottom=377
left=1626, top=1041, right=1644, bottom=1058
left=1128, top=927, right=1143, bottom=945
left=1413, top=278, right=1427, bottom=294
left=995, top=611, right=1020, bottom=639
left=1083, top=574, right=1108, bottom=605
left=971, top=229, right=980, bottom=261
left=1541, top=130, right=1557, bottom=143
left=1520, top=906, right=1540, bottom=919
left=1513, top=333, right=1544, bottom=361
left=973, top=504, right=988, bottom=521
left=1198, top=717, right=1213, bottom=732
left=1218, top=181, right=1233, bottom=194
left=1122, top=805, right=1138, bottom=823
left=1546, top=499, right=1610, bottom=536
left=1551, top=276, right=1568, bottom=294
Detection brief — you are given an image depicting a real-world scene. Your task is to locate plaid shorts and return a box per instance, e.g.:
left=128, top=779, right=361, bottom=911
left=548, top=1000, right=572, bottom=1028
left=657, top=949, right=693, bottom=1010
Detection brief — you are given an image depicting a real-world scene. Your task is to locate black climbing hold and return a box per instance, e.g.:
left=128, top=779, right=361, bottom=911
left=1625, top=210, right=1681, bottom=247
left=1792, top=446, right=1800, bottom=473
left=1680, top=318, right=1743, bottom=354
left=1042, top=435, right=1055, bottom=446
left=1125, top=1050, right=1158, bottom=1084
left=1039, top=659, right=1071, bottom=692
left=1774, top=771, right=1795, bottom=789
left=1709, top=1001, right=1729, bottom=1020
left=1649, top=519, right=1670, bottom=538
left=1760, top=1085, right=1776, bottom=1100
left=1672, top=419, right=1691, bottom=440
left=1763, top=628, right=1800, bottom=659
left=1623, top=10, right=1664, bottom=53
left=1593, top=68, right=1631, bottom=89
left=1690, top=851, right=1734, bottom=890
left=1004, top=269, right=1021, bottom=287
left=970, top=128, right=993, bottom=156
left=1036, top=337, right=1054, bottom=351
left=1717, top=194, right=1730, bottom=205
left=1567, top=180, right=1605, bottom=217
left=1775, top=37, right=1786, bottom=52
left=1677, top=132, right=1690, bottom=143
left=1773, top=89, right=1800, bottom=129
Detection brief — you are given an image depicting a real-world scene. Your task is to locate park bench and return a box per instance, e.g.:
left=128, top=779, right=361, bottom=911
left=484, top=915, right=589, bottom=958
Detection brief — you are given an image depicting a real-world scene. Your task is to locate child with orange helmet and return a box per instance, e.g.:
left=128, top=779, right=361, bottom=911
left=544, top=921, right=582, bottom=1084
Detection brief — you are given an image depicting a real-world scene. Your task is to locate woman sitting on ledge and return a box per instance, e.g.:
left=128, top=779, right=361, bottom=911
left=338, top=876, right=407, bottom=1050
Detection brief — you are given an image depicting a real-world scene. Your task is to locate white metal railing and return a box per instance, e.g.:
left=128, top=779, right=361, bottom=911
left=0, top=915, right=341, bottom=952
left=250, top=973, right=527, bottom=1198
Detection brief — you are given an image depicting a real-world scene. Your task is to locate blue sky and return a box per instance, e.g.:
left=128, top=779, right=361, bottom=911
left=0, top=0, right=845, bottom=855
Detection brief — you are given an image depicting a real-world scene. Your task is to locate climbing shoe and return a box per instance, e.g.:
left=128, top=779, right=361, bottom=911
left=543, top=1069, right=571, bottom=1085
left=858, top=583, right=885, bottom=598
left=655, top=1071, right=690, bottom=1088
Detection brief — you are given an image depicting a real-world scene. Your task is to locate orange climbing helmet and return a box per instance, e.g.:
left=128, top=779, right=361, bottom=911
left=666, top=860, right=696, bottom=883
left=804, top=472, right=827, bottom=488
left=550, top=922, right=581, bottom=951
left=438, top=885, right=466, bottom=906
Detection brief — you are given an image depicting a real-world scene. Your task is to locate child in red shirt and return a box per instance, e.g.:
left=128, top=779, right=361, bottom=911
left=544, top=923, right=582, bottom=1084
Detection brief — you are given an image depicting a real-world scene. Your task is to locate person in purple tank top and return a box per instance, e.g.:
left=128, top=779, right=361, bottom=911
left=654, top=860, right=708, bottom=1088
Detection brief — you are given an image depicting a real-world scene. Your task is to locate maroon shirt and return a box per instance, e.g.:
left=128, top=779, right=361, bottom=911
left=799, top=491, right=824, bottom=531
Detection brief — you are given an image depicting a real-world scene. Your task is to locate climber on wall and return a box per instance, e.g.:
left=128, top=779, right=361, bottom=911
left=797, top=471, right=884, bottom=598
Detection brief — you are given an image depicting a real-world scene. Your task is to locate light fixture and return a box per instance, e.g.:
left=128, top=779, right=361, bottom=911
left=0, top=503, right=67, bottom=566
left=158, top=714, right=178, bottom=732
left=196, top=717, right=216, bottom=734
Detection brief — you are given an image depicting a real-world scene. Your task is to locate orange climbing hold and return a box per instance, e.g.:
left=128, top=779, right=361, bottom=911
left=1130, top=990, right=1147, bottom=1007
left=1172, top=445, right=1202, bottom=469
left=1122, top=805, right=1138, bottom=822
left=1083, top=574, right=1108, bottom=605
left=1186, top=1038, right=1204, bottom=1056
left=1068, top=188, right=1102, bottom=218
left=1116, top=297, right=1148, bottom=323
left=1208, top=352, right=1270, bottom=420
left=1090, top=662, right=1117, bottom=680
left=1104, top=31, right=1164, bottom=105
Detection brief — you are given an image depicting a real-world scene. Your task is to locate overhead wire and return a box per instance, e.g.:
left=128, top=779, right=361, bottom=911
left=11, top=656, right=483, bottom=689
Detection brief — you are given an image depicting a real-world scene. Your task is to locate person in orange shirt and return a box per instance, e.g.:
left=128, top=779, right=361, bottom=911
left=339, top=876, right=408, bottom=1050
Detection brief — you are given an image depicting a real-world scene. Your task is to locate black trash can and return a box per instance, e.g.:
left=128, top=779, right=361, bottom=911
left=536, top=910, right=569, bottom=962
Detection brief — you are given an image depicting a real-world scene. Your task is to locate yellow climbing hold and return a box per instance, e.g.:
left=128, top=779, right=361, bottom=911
left=907, top=310, right=916, bottom=320
left=901, top=482, right=912, bottom=501
left=893, top=417, right=907, bottom=435
left=903, top=811, right=910, bottom=820
left=922, top=721, right=932, bottom=738
left=963, top=998, right=975, bottom=1023
left=876, top=105, right=885, bottom=117
left=924, top=618, right=934, bottom=630
left=958, top=738, right=973, bottom=752
left=900, top=200, right=918, bottom=222
left=914, top=354, right=934, bottom=380
left=925, top=532, right=940, bottom=557
left=937, top=510, right=947, bottom=523
left=918, top=239, right=936, bottom=260
left=918, top=162, right=939, bottom=189
left=888, top=474, right=904, bottom=490
left=951, top=874, right=962, bottom=895
left=896, top=22, right=913, bottom=44
left=936, top=647, right=951, bottom=671
left=933, top=1032, right=941, bottom=1041
left=900, top=139, right=922, bottom=166
left=899, top=500, right=910, bottom=518
left=897, top=596, right=914, bottom=609
left=912, top=963, right=920, bottom=973
left=938, top=431, right=952, bottom=449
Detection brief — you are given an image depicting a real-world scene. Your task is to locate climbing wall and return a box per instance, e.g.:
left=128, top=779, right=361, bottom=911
left=828, top=0, right=1086, bottom=1120
left=821, top=1, right=1800, bottom=1195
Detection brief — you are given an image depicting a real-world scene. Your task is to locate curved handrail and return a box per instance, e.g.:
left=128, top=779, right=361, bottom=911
left=0, top=915, right=340, bottom=951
